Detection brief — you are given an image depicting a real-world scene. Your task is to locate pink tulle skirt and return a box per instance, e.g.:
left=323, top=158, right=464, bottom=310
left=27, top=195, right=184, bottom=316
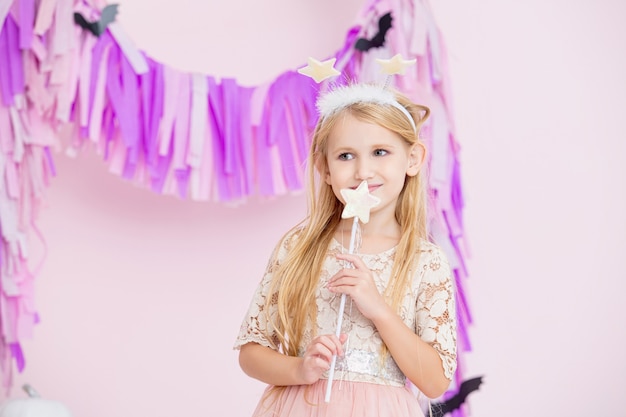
left=251, top=380, right=425, bottom=417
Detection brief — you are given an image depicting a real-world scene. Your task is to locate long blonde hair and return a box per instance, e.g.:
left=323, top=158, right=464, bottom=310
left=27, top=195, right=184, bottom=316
left=266, top=87, right=431, bottom=367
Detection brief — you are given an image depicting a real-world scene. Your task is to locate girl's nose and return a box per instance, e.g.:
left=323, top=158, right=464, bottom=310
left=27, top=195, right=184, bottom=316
left=356, top=158, right=374, bottom=180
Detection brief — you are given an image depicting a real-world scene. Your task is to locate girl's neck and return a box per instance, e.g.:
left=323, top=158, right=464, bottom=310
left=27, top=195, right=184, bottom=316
left=336, top=215, right=401, bottom=254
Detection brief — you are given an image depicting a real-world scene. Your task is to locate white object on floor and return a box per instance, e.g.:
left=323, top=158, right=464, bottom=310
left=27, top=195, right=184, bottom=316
left=0, top=384, right=73, bottom=417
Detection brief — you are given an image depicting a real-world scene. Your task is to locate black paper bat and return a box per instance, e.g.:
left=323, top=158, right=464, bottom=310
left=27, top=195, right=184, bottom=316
left=430, top=376, right=484, bottom=417
left=354, top=12, right=393, bottom=51
left=74, top=4, right=119, bottom=37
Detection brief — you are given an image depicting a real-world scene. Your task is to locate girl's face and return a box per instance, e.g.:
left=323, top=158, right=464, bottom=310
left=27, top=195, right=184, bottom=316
left=322, top=112, right=424, bottom=221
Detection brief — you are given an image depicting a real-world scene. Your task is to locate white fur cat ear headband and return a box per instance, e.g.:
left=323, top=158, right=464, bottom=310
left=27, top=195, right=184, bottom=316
left=297, top=54, right=418, bottom=131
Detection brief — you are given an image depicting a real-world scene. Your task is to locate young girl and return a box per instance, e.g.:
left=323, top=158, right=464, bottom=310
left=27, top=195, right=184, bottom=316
left=234, top=83, right=457, bottom=417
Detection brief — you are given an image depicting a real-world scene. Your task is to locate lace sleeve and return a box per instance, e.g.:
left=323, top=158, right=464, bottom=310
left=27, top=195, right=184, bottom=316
left=415, top=245, right=458, bottom=380
left=233, top=231, right=294, bottom=351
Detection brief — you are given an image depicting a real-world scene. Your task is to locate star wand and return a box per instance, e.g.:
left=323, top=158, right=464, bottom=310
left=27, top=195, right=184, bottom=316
left=325, top=180, right=380, bottom=402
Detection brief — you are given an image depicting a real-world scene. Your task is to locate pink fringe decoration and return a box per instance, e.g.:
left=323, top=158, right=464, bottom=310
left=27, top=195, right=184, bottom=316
left=0, top=0, right=472, bottom=409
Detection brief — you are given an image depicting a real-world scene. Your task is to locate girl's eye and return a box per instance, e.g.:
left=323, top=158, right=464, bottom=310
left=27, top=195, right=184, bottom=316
left=338, top=153, right=354, bottom=161
left=374, top=149, right=388, bottom=156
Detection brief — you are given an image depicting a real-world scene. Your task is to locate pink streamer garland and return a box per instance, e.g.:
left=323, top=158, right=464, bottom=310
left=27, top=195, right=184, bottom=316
left=0, top=0, right=473, bottom=410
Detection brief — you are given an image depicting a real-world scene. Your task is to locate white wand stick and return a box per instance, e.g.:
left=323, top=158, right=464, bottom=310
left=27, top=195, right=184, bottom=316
left=325, top=217, right=357, bottom=402
left=324, top=180, right=380, bottom=403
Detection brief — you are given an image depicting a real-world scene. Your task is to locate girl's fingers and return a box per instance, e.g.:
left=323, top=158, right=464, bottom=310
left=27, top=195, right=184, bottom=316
left=299, top=334, right=348, bottom=384
left=308, top=342, right=333, bottom=361
left=328, top=267, right=363, bottom=284
left=335, top=253, right=367, bottom=269
left=308, top=334, right=345, bottom=358
left=328, top=270, right=368, bottom=291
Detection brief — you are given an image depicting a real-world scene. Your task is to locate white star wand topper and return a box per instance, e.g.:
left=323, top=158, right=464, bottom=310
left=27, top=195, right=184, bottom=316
left=325, top=180, right=380, bottom=403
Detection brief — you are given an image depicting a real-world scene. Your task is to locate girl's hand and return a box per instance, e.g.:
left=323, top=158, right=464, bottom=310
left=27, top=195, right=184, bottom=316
left=297, top=334, right=347, bottom=385
left=329, top=253, right=390, bottom=321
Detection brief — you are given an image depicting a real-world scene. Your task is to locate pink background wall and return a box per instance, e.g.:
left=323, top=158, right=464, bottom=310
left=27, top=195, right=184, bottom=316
left=4, top=0, right=625, bottom=416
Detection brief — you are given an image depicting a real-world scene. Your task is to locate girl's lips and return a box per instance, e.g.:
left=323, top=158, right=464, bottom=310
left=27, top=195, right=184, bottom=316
left=349, top=184, right=380, bottom=192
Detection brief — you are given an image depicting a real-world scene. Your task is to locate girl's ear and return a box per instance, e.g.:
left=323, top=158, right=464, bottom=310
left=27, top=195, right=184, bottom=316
left=406, top=142, right=426, bottom=177
left=314, top=153, right=331, bottom=184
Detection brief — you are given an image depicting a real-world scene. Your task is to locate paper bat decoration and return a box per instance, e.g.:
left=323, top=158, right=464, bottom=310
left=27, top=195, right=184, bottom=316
left=354, top=12, right=392, bottom=51
left=430, top=376, right=484, bottom=417
left=74, top=4, right=119, bottom=37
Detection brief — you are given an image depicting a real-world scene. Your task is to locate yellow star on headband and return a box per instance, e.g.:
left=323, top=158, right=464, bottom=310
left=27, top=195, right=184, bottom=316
left=376, top=54, right=417, bottom=75
left=340, top=180, right=381, bottom=224
left=297, top=57, right=340, bottom=83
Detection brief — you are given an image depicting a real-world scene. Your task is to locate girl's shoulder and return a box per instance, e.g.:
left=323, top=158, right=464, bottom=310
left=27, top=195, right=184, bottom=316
left=270, top=225, right=306, bottom=259
left=416, top=239, right=451, bottom=266
left=416, top=239, right=453, bottom=283
left=280, top=225, right=305, bottom=248
left=417, top=238, right=442, bottom=253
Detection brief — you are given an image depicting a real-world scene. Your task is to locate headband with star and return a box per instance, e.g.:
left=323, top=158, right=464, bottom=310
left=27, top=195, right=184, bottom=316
left=297, top=54, right=417, bottom=131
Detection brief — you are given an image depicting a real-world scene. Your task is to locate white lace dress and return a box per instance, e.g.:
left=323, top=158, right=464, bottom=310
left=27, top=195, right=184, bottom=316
left=234, top=231, right=457, bottom=417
